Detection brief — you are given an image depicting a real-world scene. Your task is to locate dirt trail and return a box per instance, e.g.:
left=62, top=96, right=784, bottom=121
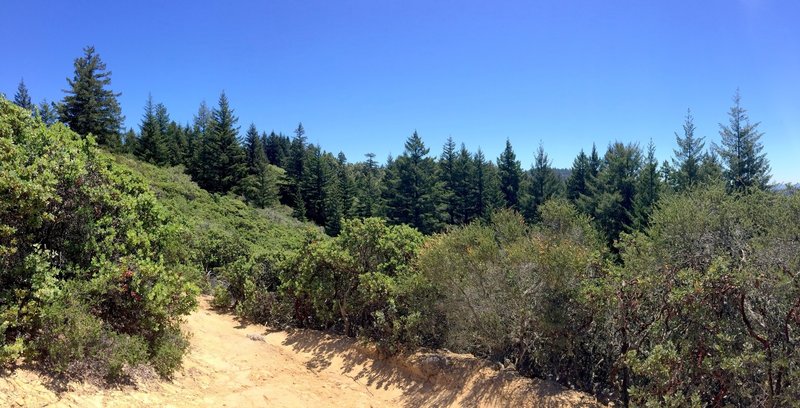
left=1, top=297, right=597, bottom=407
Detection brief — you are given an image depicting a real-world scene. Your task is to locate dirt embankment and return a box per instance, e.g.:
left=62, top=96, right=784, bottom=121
left=0, top=297, right=598, bottom=407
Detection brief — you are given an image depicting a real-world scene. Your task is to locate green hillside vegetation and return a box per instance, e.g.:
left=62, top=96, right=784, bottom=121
left=3, top=46, right=799, bottom=406
left=0, top=99, right=197, bottom=380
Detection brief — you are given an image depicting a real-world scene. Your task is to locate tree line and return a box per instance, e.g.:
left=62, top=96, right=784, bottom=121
left=9, top=45, right=773, bottom=242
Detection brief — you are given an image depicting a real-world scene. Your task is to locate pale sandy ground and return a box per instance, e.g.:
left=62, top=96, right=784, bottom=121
left=0, top=297, right=598, bottom=407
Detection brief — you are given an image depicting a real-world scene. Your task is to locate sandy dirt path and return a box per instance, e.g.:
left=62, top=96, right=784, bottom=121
left=0, top=297, right=597, bottom=407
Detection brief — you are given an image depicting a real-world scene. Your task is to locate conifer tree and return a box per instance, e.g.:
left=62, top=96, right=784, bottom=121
left=122, top=128, right=138, bottom=154
left=285, top=123, right=308, bottom=219
left=303, top=145, right=331, bottom=225
left=439, top=137, right=458, bottom=224
left=633, top=140, right=661, bottom=229
left=135, top=94, right=169, bottom=165
left=714, top=89, right=771, bottom=191
left=187, top=101, right=212, bottom=174
left=523, top=143, right=563, bottom=221
left=384, top=131, right=441, bottom=234
left=59, top=46, right=124, bottom=148
left=452, top=143, right=474, bottom=223
left=194, top=92, right=245, bottom=193
left=240, top=123, right=278, bottom=208
left=336, top=152, right=356, bottom=219
left=672, top=109, right=705, bottom=191
left=497, top=139, right=522, bottom=210
left=165, top=121, right=188, bottom=165
left=566, top=150, right=591, bottom=202
left=354, top=152, right=382, bottom=217
left=588, top=143, right=601, bottom=177
left=13, top=79, right=33, bottom=111
left=265, top=131, right=291, bottom=168
left=699, top=151, right=724, bottom=183
left=472, top=149, right=493, bottom=220
left=33, top=99, right=58, bottom=126
left=594, top=142, right=642, bottom=244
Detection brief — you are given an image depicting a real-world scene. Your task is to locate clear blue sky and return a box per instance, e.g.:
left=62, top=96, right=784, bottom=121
left=3, top=0, right=799, bottom=182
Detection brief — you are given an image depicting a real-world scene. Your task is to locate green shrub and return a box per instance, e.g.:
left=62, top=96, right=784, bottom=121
left=418, top=203, right=608, bottom=388
left=0, top=98, right=198, bottom=378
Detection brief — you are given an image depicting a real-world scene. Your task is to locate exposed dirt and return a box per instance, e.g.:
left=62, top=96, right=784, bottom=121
left=0, top=297, right=598, bottom=407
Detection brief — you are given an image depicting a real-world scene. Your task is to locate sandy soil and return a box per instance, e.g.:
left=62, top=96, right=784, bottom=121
left=0, top=297, right=598, bottom=407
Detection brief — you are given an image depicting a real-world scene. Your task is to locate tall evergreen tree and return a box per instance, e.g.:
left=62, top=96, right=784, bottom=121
left=497, top=139, right=522, bottom=210
left=244, top=124, right=262, bottom=170
left=714, top=90, right=771, bottom=191
left=194, top=92, right=245, bottom=193
left=135, top=94, right=169, bottom=165
left=593, top=142, right=642, bottom=244
left=523, top=143, right=563, bottom=221
left=452, top=143, right=475, bottom=224
left=672, top=109, right=705, bottom=191
left=354, top=152, right=382, bottom=217
left=122, top=128, right=137, bottom=154
left=439, top=137, right=458, bottom=224
left=336, top=152, right=356, bottom=219
left=13, top=79, right=33, bottom=111
left=566, top=150, right=591, bottom=202
left=165, top=121, right=188, bottom=166
left=285, top=123, right=308, bottom=219
left=265, top=131, right=291, bottom=168
left=240, top=123, right=278, bottom=208
left=633, top=140, right=661, bottom=229
left=699, top=151, right=724, bottom=183
left=472, top=149, right=493, bottom=220
left=187, top=100, right=213, bottom=174
left=33, top=99, right=58, bottom=126
left=59, top=46, right=124, bottom=148
left=383, top=131, right=441, bottom=234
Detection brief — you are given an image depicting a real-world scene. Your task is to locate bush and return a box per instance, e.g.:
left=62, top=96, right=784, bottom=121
left=418, top=203, right=608, bottom=389
left=609, top=187, right=800, bottom=406
left=281, top=218, right=432, bottom=352
left=0, top=98, right=198, bottom=378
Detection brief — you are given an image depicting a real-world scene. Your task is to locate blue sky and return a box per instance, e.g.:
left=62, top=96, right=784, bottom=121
left=3, top=0, right=799, bottom=182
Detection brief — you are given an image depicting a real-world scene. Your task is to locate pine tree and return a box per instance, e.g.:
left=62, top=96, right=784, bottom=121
left=566, top=150, right=591, bottom=202
left=303, top=145, right=329, bottom=225
left=13, top=79, right=33, bottom=111
left=59, top=46, right=124, bottom=148
left=187, top=101, right=213, bottom=174
left=633, top=140, right=661, bottom=229
left=497, top=139, right=522, bottom=210
left=714, top=89, right=771, bottom=192
left=194, top=92, right=245, bottom=193
left=384, top=131, right=441, bottom=234
left=240, top=123, right=278, bottom=208
left=165, top=121, right=188, bottom=166
left=452, top=143, right=474, bottom=223
left=135, top=94, right=169, bottom=165
left=699, top=151, right=723, bottom=183
left=122, top=128, right=138, bottom=154
left=33, top=99, right=58, bottom=126
left=265, top=131, right=291, bottom=168
left=439, top=137, right=458, bottom=224
left=472, top=149, right=492, bottom=220
left=594, top=142, right=642, bottom=244
left=285, top=123, right=308, bottom=219
left=336, top=152, right=356, bottom=219
left=523, top=143, right=563, bottom=221
left=354, top=152, right=382, bottom=217
left=588, top=143, right=601, bottom=177
left=672, top=109, right=705, bottom=191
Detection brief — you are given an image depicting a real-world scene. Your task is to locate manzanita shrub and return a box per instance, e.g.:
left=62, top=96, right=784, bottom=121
left=0, top=98, right=198, bottom=380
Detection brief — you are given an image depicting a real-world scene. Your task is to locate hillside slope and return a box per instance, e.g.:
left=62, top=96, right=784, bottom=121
left=0, top=296, right=598, bottom=407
